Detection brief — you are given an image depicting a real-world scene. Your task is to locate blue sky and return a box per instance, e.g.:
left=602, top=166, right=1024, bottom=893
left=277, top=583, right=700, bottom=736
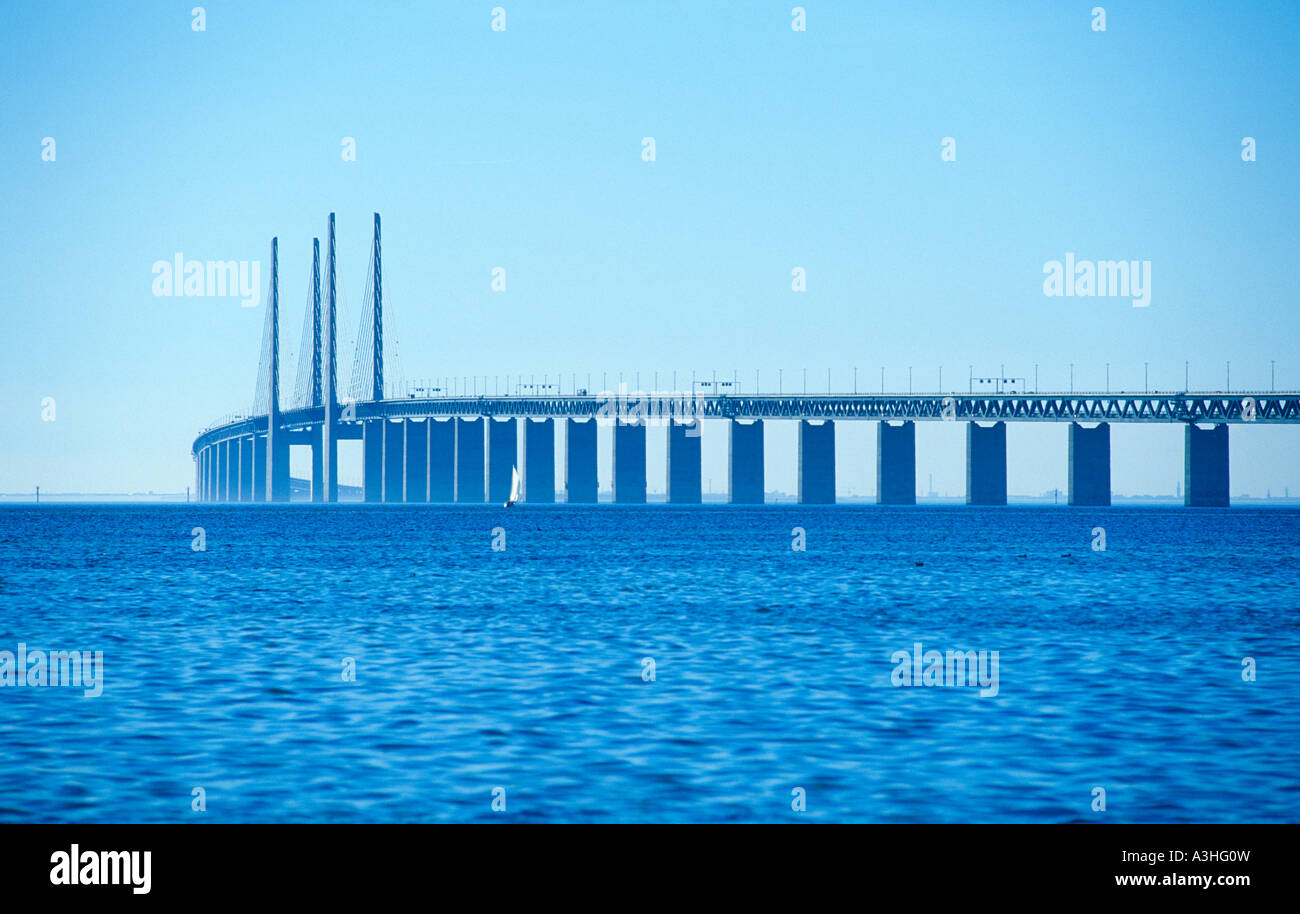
left=2, top=1, right=1297, bottom=496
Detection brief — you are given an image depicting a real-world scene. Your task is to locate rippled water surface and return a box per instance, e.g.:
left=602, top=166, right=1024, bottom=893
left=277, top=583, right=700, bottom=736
left=0, top=504, right=1296, bottom=822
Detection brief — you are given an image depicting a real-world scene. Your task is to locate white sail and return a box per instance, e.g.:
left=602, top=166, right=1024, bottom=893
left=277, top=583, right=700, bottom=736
left=508, top=466, right=522, bottom=504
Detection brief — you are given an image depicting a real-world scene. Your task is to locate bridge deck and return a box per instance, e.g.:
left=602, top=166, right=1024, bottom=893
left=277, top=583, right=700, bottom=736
left=193, top=391, right=1300, bottom=455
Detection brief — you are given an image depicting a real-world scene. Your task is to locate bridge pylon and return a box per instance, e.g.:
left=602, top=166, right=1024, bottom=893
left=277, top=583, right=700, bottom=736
left=371, top=212, right=382, bottom=402
left=266, top=236, right=291, bottom=502
left=362, top=212, right=384, bottom=502
left=316, top=213, right=339, bottom=503
left=309, top=236, right=324, bottom=501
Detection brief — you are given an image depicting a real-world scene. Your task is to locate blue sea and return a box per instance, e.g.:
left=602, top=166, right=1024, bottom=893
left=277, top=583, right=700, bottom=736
left=0, top=504, right=1295, bottom=823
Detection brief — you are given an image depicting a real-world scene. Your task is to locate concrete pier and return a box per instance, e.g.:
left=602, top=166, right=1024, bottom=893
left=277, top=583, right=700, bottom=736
left=239, top=437, right=254, bottom=502
left=1068, top=422, right=1111, bottom=506
left=428, top=418, right=455, bottom=502
left=966, top=421, right=1007, bottom=506
left=363, top=420, right=384, bottom=503
left=485, top=418, right=517, bottom=505
left=218, top=445, right=226, bottom=502
left=564, top=418, right=597, bottom=503
left=311, top=429, right=324, bottom=502
left=667, top=421, right=702, bottom=504
left=221, top=440, right=233, bottom=502
left=383, top=420, right=404, bottom=502
left=212, top=441, right=221, bottom=502
left=877, top=421, right=916, bottom=505
left=1185, top=423, right=1229, bottom=507
left=223, top=445, right=230, bottom=502
left=232, top=439, right=242, bottom=501
left=319, top=407, right=338, bottom=503
left=520, top=418, right=555, bottom=503
left=454, top=417, right=485, bottom=503
left=798, top=420, right=836, bottom=504
left=404, top=420, right=428, bottom=502
left=612, top=422, right=647, bottom=504
left=253, top=436, right=267, bottom=503
left=728, top=419, right=764, bottom=504
left=268, top=431, right=290, bottom=503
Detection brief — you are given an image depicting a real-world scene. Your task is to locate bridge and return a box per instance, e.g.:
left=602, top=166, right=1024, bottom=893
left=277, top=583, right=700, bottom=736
left=192, top=213, right=1300, bottom=508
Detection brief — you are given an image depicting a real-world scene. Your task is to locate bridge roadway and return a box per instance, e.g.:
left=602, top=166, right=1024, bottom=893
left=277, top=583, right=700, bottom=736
left=191, top=391, right=1300, bottom=508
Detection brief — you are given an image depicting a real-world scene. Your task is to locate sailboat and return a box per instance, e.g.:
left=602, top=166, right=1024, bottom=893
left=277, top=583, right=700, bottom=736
left=504, top=465, right=521, bottom=508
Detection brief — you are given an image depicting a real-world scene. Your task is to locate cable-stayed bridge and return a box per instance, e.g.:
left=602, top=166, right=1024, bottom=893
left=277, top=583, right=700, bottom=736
left=192, top=213, right=1300, bottom=507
